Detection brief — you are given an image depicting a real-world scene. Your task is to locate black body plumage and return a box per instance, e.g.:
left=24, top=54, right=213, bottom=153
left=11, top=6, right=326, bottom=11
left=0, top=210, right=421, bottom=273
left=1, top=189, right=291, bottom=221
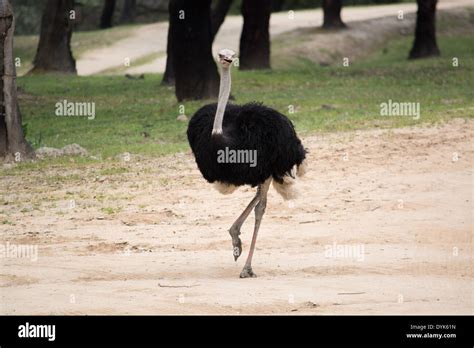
left=187, top=102, right=306, bottom=187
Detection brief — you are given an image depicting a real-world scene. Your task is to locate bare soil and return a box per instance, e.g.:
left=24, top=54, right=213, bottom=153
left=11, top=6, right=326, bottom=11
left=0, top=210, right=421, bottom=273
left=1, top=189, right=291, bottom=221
left=1, top=119, right=472, bottom=314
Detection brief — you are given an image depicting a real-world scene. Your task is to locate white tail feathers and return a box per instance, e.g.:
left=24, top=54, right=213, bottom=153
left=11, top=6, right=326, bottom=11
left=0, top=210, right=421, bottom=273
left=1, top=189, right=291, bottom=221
left=272, top=176, right=298, bottom=200
left=297, top=160, right=307, bottom=177
left=214, top=160, right=306, bottom=200
left=214, top=182, right=238, bottom=195
left=273, top=160, right=307, bottom=200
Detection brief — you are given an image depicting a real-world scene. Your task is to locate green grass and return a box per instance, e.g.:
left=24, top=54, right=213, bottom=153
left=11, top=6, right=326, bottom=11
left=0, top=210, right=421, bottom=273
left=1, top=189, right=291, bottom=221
left=100, top=167, right=130, bottom=175
left=101, top=207, right=122, bottom=215
left=13, top=32, right=474, bottom=170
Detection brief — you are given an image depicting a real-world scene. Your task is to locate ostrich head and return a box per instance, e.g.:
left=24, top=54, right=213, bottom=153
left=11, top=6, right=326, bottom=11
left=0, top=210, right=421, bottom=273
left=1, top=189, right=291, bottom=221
left=218, top=49, right=236, bottom=68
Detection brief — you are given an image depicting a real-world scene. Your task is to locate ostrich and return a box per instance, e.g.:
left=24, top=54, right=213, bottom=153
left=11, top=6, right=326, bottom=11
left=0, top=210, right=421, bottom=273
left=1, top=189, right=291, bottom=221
left=187, top=49, right=307, bottom=278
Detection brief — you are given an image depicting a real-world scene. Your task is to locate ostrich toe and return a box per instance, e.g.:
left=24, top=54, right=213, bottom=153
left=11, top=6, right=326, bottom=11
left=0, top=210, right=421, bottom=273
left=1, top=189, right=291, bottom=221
left=232, top=237, right=242, bottom=261
left=239, top=266, right=257, bottom=278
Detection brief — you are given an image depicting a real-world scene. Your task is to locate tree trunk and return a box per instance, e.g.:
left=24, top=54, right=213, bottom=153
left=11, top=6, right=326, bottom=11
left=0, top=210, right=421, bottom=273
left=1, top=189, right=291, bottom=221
left=100, top=0, right=116, bottom=29
left=120, top=0, right=136, bottom=24
left=409, top=0, right=440, bottom=59
left=0, top=13, right=7, bottom=156
left=239, top=0, right=271, bottom=70
left=30, top=0, right=76, bottom=74
left=322, top=0, right=346, bottom=29
left=272, top=0, right=286, bottom=12
left=0, top=0, right=34, bottom=160
left=162, top=0, right=231, bottom=86
left=169, top=0, right=219, bottom=101
left=161, top=21, right=175, bottom=86
left=210, top=0, right=233, bottom=40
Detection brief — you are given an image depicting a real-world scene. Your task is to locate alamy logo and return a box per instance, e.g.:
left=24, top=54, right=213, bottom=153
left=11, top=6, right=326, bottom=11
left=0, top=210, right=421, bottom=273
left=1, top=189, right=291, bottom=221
left=217, top=146, right=257, bottom=167
left=0, top=242, right=38, bottom=261
left=324, top=242, right=365, bottom=262
left=55, top=99, right=95, bottom=120
left=18, top=322, right=55, bottom=341
left=380, top=99, right=420, bottom=120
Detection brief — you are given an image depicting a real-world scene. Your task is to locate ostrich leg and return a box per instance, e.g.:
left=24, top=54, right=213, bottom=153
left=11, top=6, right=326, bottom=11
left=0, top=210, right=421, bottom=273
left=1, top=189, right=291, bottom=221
left=240, top=178, right=271, bottom=278
left=229, top=189, right=260, bottom=261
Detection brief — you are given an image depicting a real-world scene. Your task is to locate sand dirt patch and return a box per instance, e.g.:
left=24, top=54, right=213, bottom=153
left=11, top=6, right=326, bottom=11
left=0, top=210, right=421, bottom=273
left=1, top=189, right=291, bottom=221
left=0, top=119, right=472, bottom=314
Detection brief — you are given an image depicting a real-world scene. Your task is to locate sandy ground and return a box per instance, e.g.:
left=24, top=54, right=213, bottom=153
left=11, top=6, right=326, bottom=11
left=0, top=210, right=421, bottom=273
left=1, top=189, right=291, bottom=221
left=76, top=0, right=473, bottom=75
left=0, top=119, right=472, bottom=314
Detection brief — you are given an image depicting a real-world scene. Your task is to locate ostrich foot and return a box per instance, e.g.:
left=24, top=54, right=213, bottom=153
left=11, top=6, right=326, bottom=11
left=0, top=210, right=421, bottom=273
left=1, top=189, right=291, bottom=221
left=231, top=236, right=242, bottom=261
left=229, top=227, right=243, bottom=261
left=239, top=266, right=257, bottom=278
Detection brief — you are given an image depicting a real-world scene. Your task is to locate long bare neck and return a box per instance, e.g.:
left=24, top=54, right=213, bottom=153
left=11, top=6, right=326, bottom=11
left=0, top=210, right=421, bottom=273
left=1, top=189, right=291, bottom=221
left=212, top=66, right=231, bottom=135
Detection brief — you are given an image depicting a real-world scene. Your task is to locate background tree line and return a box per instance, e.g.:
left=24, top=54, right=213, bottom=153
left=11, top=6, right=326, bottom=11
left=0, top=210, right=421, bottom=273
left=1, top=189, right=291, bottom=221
left=13, top=0, right=406, bottom=35
left=1, top=0, right=440, bottom=159
left=165, top=0, right=440, bottom=100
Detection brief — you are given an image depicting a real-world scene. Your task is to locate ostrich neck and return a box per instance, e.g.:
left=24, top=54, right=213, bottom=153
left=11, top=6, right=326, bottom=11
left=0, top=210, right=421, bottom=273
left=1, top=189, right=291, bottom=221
left=212, top=66, right=231, bottom=135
